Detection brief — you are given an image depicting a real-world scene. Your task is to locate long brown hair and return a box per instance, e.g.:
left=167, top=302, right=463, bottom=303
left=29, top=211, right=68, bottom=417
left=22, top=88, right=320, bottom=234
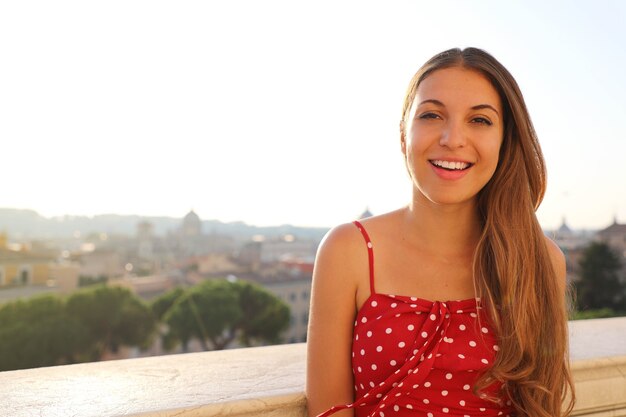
left=400, top=48, right=575, bottom=417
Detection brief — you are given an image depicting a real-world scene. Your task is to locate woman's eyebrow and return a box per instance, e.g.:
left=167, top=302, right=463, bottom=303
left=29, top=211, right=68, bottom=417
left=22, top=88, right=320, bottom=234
left=418, top=99, right=444, bottom=107
left=418, top=100, right=500, bottom=117
left=471, top=104, right=500, bottom=116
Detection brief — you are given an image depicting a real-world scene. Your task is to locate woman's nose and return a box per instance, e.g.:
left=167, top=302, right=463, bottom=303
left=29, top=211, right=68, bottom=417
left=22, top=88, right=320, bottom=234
left=439, top=121, right=466, bottom=148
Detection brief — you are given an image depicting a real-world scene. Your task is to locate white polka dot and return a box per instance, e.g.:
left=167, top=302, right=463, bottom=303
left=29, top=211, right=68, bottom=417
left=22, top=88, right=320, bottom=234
left=367, top=241, right=372, bottom=248
left=410, top=296, right=417, bottom=301
left=356, top=335, right=359, bottom=341
left=445, top=373, right=452, bottom=380
left=378, top=412, right=383, bottom=417
left=371, top=300, right=378, bottom=307
left=493, top=345, right=500, bottom=351
left=376, top=345, right=383, bottom=352
left=463, top=384, right=470, bottom=390
left=427, top=413, right=433, bottom=417
left=481, top=358, right=489, bottom=364
left=410, top=304, right=417, bottom=308
left=458, top=353, right=465, bottom=359
left=443, top=408, right=449, bottom=413
left=360, top=349, right=365, bottom=355
left=430, top=314, right=436, bottom=321
left=441, top=390, right=448, bottom=396
left=423, top=399, right=430, bottom=404
left=391, top=302, right=397, bottom=308
left=481, top=327, right=488, bottom=333
left=460, top=400, right=466, bottom=406
left=376, top=393, right=382, bottom=398
left=394, top=405, right=399, bottom=411
left=395, top=313, right=401, bottom=317
left=407, top=324, right=415, bottom=331
left=421, top=331, right=428, bottom=338
left=459, top=324, right=466, bottom=330
left=469, top=340, right=477, bottom=347
left=480, top=408, right=486, bottom=412
left=470, top=312, right=477, bottom=318
left=444, top=337, right=454, bottom=343
left=424, top=381, right=431, bottom=387
left=390, top=359, right=396, bottom=366
left=456, top=309, right=463, bottom=313
left=406, top=404, right=413, bottom=409
left=367, top=330, right=373, bottom=337
left=357, top=366, right=362, bottom=372
left=361, top=317, right=367, bottom=323
left=398, top=341, right=406, bottom=348
left=370, top=381, right=375, bottom=387
left=371, top=364, right=378, bottom=370
left=412, top=384, right=419, bottom=389
left=385, top=327, right=392, bottom=334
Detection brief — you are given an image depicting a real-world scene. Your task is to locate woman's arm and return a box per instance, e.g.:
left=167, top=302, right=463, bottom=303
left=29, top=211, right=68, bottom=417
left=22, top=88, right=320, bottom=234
left=306, top=223, right=367, bottom=417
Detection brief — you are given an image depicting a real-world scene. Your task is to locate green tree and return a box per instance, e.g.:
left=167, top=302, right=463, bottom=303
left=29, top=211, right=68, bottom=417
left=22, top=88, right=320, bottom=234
left=163, top=280, right=241, bottom=351
left=0, top=295, right=89, bottom=371
left=576, top=241, right=624, bottom=311
left=236, top=280, right=290, bottom=346
left=151, top=287, right=186, bottom=320
left=162, top=279, right=290, bottom=351
left=66, top=286, right=157, bottom=360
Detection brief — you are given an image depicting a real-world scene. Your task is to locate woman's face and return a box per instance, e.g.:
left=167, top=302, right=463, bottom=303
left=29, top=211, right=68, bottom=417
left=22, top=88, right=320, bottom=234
left=402, top=66, right=504, bottom=208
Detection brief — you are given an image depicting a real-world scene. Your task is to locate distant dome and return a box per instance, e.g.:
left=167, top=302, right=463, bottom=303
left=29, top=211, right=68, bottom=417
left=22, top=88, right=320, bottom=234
left=358, top=207, right=373, bottom=219
left=182, top=210, right=202, bottom=236
left=557, top=217, right=572, bottom=236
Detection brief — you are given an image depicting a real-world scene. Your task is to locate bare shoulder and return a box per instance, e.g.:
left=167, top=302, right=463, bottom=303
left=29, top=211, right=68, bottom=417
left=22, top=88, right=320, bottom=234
left=543, top=235, right=567, bottom=292
left=314, top=222, right=368, bottom=292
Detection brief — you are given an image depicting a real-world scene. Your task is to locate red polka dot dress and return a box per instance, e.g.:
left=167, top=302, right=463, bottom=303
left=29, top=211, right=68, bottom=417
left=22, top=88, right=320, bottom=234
left=316, top=221, right=516, bottom=417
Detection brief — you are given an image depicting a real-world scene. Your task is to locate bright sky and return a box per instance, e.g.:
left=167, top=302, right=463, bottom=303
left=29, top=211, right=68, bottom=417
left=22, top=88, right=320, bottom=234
left=1, top=0, right=625, bottom=229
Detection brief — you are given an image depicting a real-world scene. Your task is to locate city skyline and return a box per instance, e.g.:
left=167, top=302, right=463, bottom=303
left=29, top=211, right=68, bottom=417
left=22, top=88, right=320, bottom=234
left=2, top=1, right=625, bottom=229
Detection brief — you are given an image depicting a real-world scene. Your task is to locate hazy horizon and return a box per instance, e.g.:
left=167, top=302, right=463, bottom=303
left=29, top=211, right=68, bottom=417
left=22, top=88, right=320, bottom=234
left=2, top=1, right=625, bottom=230
left=0, top=205, right=611, bottom=232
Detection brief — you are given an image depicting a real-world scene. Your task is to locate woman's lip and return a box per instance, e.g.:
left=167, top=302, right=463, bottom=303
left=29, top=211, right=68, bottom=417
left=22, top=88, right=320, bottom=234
left=429, top=161, right=472, bottom=180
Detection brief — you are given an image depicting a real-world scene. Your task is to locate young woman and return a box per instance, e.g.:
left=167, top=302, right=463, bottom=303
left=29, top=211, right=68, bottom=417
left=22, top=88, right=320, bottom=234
left=306, top=48, right=575, bottom=417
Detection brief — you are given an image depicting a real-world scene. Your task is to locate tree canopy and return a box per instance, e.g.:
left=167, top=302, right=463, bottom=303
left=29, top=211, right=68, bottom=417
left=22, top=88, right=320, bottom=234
left=0, top=295, right=89, bottom=371
left=158, top=279, right=290, bottom=351
left=576, top=241, right=624, bottom=312
left=66, top=285, right=157, bottom=360
left=0, top=278, right=290, bottom=371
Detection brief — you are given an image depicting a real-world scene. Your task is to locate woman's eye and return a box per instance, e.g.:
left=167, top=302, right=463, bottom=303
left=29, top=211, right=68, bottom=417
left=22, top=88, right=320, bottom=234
left=419, top=112, right=440, bottom=120
left=472, top=117, right=493, bottom=126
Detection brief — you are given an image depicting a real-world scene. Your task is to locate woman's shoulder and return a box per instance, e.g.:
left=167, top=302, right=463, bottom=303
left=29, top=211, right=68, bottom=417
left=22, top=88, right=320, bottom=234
left=543, top=234, right=567, bottom=292
left=319, top=210, right=403, bottom=255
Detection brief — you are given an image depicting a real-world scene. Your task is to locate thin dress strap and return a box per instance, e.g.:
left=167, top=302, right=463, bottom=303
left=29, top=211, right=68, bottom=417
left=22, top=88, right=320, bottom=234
left=352, top=220, right=376, bottom=295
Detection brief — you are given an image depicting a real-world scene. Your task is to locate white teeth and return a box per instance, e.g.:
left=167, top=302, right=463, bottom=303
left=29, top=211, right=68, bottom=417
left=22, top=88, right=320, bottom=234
left=431, top=160, right=470, bottom=170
